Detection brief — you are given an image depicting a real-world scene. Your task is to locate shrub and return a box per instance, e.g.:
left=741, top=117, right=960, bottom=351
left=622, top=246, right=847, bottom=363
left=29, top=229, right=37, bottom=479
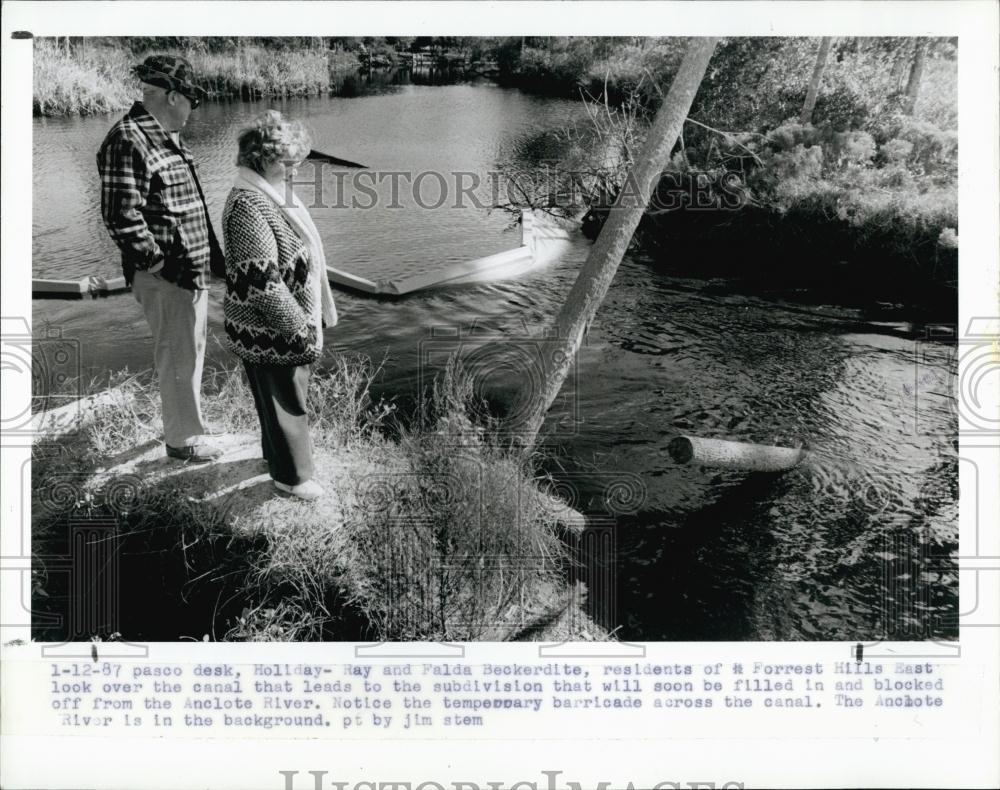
left=765, top=121, right=814, bottom=152
left=812, top=85, right=871, bottom=131
left=830, top=130, right=876, bottom=166
left=766, top=143, right=824, bottom=182
left=891, top=116, right=957, bottom=176
left=336, top=359, right=570, bottom=641
left=937, top=227, right=958, bottom=249
left=880, top=138, right=914, bottom=163
left=518, top=40, right=594, bottom=94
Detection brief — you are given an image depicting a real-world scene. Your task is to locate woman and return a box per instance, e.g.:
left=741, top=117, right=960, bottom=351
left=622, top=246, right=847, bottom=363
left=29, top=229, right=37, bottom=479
left=222, top=110, right=337, bottom=500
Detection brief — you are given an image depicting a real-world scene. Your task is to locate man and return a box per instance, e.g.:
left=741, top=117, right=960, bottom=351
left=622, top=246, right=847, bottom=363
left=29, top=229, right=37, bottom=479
left=97, top=55, right=226, bottom=462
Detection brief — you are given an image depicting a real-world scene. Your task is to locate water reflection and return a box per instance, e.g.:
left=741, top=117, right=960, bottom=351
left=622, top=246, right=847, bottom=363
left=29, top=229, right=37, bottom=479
left=332, top=65, right=485, bottom=96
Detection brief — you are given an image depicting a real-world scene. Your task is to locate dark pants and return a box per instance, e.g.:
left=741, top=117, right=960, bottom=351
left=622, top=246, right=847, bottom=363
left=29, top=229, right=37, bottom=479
left=242, top=361, right=314, bottom=486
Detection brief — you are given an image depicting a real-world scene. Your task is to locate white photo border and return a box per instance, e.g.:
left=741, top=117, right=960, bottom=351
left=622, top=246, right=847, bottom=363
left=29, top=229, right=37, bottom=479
left=2, top=3, right=998, bottom=789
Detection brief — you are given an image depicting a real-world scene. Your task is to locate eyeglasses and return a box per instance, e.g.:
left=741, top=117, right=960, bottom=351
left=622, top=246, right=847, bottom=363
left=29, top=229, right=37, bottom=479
left=170, top=89, right=200, bottom=110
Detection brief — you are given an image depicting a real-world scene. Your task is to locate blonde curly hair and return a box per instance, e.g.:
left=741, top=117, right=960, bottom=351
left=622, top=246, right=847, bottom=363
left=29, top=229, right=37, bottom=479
left=236, top=109, right=312, bottom=175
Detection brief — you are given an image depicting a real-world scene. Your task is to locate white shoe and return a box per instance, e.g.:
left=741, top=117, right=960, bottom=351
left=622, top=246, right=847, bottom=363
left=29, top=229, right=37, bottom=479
left=274, top=479, right=324, bottom=500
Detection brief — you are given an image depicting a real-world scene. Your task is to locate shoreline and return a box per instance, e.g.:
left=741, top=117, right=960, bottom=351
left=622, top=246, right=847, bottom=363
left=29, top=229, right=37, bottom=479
left=32, top=36, right=957, bottom=318
left=33, top=38, right=362, bottom=117
left=31, top=363, right=610, bottom=644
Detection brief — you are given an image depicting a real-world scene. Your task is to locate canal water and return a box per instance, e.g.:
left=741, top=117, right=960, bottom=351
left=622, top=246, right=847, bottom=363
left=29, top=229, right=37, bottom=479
left=32, top=69, right=958, bottom=641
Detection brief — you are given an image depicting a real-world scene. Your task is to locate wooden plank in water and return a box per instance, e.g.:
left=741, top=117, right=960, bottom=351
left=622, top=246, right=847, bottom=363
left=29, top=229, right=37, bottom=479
left=86, top=275, right=129, bottom=295
left=33, top=275, right=130, bottom=299
left=325, top=267, right=383, bottom=294
left=388, top=245, right=533, bottom=294
left=32, top=278, right=88, bottom=299
left=325, top=210, right=538, bottom=296
left=36, top=210, right=546, bottom=300
left=520, top=210, right=534, bottom=253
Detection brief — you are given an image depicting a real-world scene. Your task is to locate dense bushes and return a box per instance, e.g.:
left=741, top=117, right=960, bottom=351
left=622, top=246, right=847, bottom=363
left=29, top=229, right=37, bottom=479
left=737, top=116, right=956, bottom=267
left=500, top=36, right=956, bottom=136
left=531, top=37, right=959, bottom=309
left=622, top=112, right=958, bottom=309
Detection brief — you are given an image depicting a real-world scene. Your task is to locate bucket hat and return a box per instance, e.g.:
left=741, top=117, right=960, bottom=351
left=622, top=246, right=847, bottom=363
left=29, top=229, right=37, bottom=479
left=134, top=55, right=207, bottom=106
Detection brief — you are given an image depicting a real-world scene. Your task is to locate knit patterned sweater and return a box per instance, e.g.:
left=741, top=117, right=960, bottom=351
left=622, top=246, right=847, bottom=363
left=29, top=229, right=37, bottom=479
left=222, top=187, right=322, bottom=366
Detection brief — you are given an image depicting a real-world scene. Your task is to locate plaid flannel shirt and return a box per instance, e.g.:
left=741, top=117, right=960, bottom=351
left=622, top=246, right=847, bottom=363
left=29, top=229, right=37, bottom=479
left=97, top=102, right=223, bottom=290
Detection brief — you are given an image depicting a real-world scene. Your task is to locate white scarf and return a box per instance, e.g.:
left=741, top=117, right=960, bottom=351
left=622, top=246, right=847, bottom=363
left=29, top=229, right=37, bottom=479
left=234, top=166, right=338, bottom=342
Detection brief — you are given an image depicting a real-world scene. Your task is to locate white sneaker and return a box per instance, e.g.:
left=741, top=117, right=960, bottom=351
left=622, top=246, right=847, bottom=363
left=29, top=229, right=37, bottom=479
left=274, top=479, right=324, bottom=500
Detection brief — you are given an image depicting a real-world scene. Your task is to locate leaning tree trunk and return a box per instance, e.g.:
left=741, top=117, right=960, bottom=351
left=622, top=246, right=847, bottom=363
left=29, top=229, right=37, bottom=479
left=515, top=37, right=719, bottom=451
left=799, top=37, right=834, bottom=125
left=904, top=38, right=928, bottom=115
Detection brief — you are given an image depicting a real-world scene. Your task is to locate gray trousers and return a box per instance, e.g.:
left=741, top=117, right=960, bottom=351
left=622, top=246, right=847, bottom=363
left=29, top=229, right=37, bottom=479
left=132, top=271, right=208, bottom=447
left=242, top=362, right=314, bottom=487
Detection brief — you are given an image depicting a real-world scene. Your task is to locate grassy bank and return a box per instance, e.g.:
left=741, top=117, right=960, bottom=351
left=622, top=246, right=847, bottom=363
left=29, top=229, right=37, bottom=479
left=499, top=38, right=958, bottom=312
left=31, top=359, right=606, bottom=642
left=33, top=38, right=361, bottom=115
left=33, top=39, right=137, bottom=116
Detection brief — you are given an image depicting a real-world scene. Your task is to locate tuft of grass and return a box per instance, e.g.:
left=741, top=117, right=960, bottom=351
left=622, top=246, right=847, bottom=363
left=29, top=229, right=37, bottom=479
left=33, top=38, right=138, bottom=116
left=217, top=356, right=574, bottom=642
left=224, top=600, right=329, bottom=642
left=201, top=353, right=396, bottom=449
left=307, top=352, right=397, bottom=450
left=187, top=46, right=332, bottom=100
left=334, top=357, right=570, bottom=641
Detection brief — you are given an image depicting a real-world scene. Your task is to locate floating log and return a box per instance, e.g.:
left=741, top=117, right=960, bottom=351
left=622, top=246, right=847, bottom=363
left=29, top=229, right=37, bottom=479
left=668, top=435, right=805, bottom=472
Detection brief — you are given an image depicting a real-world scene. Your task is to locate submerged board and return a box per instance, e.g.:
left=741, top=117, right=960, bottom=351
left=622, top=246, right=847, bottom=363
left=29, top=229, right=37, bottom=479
left=326, top=210, right=574, bottom=297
